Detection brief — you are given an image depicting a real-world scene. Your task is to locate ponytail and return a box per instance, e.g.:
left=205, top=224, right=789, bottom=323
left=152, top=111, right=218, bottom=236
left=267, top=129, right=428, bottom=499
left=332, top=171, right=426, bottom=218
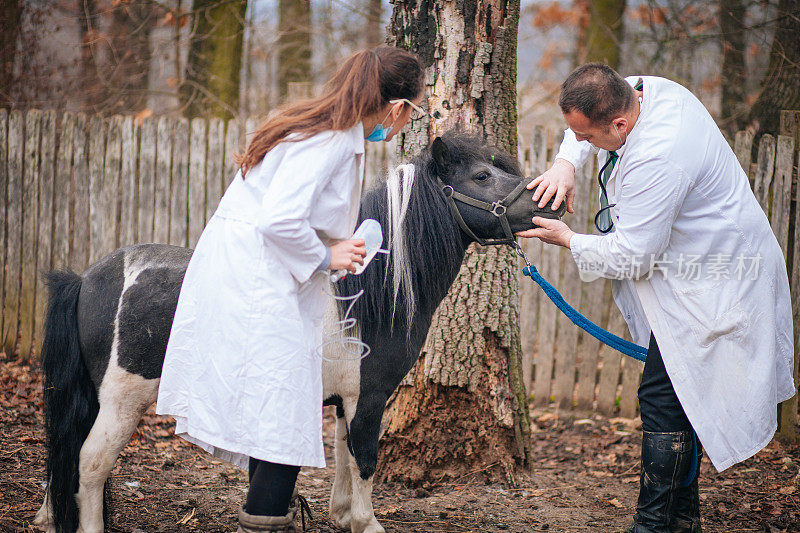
left=236, top=47, right=424, bottom=176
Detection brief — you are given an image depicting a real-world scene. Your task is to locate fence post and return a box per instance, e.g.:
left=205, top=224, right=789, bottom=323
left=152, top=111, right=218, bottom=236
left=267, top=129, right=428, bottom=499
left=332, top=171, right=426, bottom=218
left=0, top=110, right=7, bottom=355
left=519, top=126, right=546, bottom=393
left=53, top=113, right=74, bottom=270
left=779, top=111, right=800, bottom=442
left=19, top=110, right=41, bottom=359
left=34, top=111, right=57, bottom=356
left=753, top=134, right=776, bottom=215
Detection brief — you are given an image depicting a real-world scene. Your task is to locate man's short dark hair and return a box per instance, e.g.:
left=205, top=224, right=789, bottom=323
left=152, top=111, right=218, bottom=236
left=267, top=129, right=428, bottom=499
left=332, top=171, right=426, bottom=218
left=559, top=63, right=636, bottom=126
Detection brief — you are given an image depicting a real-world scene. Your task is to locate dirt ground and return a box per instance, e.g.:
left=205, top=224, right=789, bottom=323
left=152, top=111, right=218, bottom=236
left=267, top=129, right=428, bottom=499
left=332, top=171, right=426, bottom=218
left=2, top=357, right=799, bottom=533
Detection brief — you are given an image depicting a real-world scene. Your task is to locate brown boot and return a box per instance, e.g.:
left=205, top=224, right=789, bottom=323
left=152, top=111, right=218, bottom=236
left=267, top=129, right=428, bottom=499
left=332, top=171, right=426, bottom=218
left=236, top=505, right=297, bottom=533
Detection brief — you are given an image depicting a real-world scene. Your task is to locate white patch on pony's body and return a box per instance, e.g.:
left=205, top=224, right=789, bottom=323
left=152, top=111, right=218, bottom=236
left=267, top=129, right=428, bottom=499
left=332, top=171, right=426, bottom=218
left=321, top=290, right=362, bottom=404
left=385, top=164, right=416, bottom=331
left=75, top=251, right=160, bottom=533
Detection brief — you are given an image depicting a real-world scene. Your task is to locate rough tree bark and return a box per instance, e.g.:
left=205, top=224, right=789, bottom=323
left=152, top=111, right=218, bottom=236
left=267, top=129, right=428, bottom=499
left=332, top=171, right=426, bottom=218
left=719, top=0, right=747, bottom=135
left=0, top=0, right=22, bottom=108
left=379, top=0, right=532, bottom=486
left=578, top=0, right=626, bottom=69
left=746, top=0, right=800, bottom=139
left=181, top=0, right=247, bottom=119
left=278, top=0, right=312, bottom=101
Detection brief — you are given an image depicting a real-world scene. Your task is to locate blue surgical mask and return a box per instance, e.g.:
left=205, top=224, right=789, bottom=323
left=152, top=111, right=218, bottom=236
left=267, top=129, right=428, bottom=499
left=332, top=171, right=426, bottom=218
left=365, top=123, right=393, bottom=142
left=365, top=109, right=397, bottom=142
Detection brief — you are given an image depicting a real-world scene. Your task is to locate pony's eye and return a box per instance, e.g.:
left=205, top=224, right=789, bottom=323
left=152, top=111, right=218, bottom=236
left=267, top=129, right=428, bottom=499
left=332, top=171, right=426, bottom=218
left=474, top=172, right=490, bottom=182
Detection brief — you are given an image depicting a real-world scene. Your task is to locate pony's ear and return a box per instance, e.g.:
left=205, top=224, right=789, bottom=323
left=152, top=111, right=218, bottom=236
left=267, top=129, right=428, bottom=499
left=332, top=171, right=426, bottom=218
left=431, top=137, right=451, bottom=179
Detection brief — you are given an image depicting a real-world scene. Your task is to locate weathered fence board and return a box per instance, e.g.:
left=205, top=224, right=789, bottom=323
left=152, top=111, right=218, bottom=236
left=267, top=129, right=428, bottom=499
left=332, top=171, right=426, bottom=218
left=574, top=161, right=604, bottom=412
left=72, top=114, right=90, bottom=271
left=780, top=113, right=800, bottom=442
left=88, top=116, right=108, bottom=264
left=19, top=110, right=41, bottom=358
left=3, top=110, right=23, bottom=353
left=771, top=136, right=794, bottom=256
left=53, top=113, right=74, bottom=270
left=533, top=213, right=561, bottom=407
left=596, top=298, right=623, bottom=415
left=119, top=117, right=139, bottom=247
left=34, top=110, right=56, bottom=352
left=154, top=117, right=172, bottom=245
left=224, top=120, right=240, bottom=188
left=138, top=118, right=156, bottom=243
left=519, top=126, right=549, bottom=393
left=188, top=118, right=207, bottom=246
left=170, top=118, right=189, bottom=247
left=206, top=118, right=225, bottom=223
left=0, top=110, right=7, bottom=349
left=753, top=134, right=776, bottom=215
left=551, top=162, right=590, bottom=409
left=734, top=130, right=754, bottom=181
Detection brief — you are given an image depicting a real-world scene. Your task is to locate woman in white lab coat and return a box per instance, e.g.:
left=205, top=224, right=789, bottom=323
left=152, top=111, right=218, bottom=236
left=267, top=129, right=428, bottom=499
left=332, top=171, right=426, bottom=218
left=520, top=64, right=794, bottom=532
left=156, top=47, right=425, bottom=532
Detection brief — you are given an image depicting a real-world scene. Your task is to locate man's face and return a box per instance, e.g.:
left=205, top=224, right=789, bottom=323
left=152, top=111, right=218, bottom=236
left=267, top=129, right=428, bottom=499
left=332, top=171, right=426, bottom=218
left=563, top=109, right=623, bottom=151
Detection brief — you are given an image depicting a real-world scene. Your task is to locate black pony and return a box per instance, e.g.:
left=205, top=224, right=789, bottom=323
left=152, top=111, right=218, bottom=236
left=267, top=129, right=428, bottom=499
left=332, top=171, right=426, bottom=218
left=35, top=132, right=565, bottom=533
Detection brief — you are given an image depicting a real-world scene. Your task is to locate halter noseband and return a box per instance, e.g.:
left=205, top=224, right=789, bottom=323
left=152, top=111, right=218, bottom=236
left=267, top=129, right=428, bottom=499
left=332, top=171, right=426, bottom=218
left=435, top=175, right=530, bottom=246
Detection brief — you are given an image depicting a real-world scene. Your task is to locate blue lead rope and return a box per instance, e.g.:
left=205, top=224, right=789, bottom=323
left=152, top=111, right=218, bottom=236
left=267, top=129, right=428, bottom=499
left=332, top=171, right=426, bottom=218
left=517, top=247, right=699, bottom=486
left=522, top=264, right=648, bottom=362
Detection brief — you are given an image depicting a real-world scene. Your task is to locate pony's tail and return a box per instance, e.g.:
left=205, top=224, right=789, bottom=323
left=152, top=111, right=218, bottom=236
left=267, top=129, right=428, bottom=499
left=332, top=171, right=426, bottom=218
left=41, top=270, right=97, bottom=533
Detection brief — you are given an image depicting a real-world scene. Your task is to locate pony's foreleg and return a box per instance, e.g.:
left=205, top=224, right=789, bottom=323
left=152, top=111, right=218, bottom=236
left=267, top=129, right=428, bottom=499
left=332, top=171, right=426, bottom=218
left=345, top=396, right=386, bottom=533
left=76, top=373, right=158, bottom=533
left=330, top=414, right=354, bottom=529
left=346, top=457, right=384, bottom=533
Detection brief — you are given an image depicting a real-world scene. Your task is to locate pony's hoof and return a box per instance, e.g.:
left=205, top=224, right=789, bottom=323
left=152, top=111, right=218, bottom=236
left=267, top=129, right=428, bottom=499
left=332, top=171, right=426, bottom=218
left=331, top=510, right=351, bottom=530
left=350, top=517, right=385, bottom=533
left=33, top=502, right=52, bottom=527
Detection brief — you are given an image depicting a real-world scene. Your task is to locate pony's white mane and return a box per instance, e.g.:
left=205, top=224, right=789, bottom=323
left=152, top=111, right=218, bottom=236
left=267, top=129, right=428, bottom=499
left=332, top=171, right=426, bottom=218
left=386, top=163, right=416, bottom=331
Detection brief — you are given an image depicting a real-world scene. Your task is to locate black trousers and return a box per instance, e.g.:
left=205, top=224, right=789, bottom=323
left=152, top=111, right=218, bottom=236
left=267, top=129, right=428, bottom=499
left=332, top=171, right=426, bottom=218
left=246, top=457, right=300, bottom=516
left=638, top=333, right=693, bottom=433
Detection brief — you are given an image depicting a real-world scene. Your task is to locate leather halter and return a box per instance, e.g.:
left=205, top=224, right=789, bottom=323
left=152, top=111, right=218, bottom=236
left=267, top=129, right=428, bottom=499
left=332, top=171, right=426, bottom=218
left=435, top=175, right=530, bottom=246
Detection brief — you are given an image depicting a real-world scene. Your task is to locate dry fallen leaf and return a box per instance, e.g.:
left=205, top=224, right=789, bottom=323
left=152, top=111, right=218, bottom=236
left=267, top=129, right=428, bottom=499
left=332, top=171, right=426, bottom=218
left=604, top=497, right=623, bottom=508
left=778, top=486, right=796, bottom=495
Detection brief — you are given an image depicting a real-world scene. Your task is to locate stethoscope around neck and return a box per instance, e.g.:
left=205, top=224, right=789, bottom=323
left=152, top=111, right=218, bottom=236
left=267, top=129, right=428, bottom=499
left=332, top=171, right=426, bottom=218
left=595, top=95, right=643, bottom=234
left=594, top=149, right=618, bottom=234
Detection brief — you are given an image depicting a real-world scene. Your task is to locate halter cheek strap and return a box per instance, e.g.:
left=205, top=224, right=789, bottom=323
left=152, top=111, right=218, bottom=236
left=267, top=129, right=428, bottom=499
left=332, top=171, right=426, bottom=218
left=435, top=175, right=530, bottom=246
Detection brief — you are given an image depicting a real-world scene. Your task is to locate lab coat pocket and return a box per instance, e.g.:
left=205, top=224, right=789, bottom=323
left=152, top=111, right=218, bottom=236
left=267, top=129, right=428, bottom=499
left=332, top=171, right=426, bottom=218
left=675, top=282, right=749, bottom=348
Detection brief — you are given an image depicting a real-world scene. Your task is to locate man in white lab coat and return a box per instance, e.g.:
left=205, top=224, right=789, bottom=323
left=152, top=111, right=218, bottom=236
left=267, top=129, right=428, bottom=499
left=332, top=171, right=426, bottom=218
left=517, top=64, right=795, bottom=532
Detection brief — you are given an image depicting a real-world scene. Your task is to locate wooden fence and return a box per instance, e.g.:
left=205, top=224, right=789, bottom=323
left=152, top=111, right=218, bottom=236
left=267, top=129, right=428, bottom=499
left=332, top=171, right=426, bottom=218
left=0, top=108, right=797, bottom=436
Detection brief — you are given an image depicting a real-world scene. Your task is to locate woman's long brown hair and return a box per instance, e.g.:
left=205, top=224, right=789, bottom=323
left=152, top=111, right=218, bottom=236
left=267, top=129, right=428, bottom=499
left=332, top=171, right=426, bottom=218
left=236, top=47, right=424, bottom=176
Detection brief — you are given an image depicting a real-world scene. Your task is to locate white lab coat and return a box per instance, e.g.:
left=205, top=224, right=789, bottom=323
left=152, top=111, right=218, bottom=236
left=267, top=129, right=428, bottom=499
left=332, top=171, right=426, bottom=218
left=156, top=122, right=365, bottom=469
left=556, top=76, right=795, bottom=471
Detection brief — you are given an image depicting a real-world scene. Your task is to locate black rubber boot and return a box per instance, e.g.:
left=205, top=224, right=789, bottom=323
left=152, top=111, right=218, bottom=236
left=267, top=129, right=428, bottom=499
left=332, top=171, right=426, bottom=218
left=669, top=441, right=703, bottom=532
left=626, top=431, right=694, bottom=533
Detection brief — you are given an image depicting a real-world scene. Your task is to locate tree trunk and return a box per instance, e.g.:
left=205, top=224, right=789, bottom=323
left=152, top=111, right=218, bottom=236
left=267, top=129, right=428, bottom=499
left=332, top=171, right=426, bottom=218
left=106, top=0, right=156, bottom=114
left=578, top=0, right=626, bottom=69
left=380, top=0, right=531, bottom=486
left=181, top=0, right=247, bottom=119
left=77, top=0, right=106, bottom=114
left=365, top=0, right=384, bottom=47
left=746, top=0, right=800, bottom=139
left=0, top=0, right=22, bottom=109
left=278, top=0, right=312, bottom=102
left=719, top=0, right=747, bottom=136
